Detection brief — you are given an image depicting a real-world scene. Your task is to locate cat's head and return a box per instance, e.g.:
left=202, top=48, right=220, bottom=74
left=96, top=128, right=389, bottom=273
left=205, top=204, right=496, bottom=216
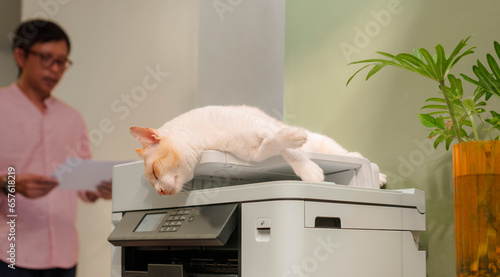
left=130, top=127, right=195, bottom=195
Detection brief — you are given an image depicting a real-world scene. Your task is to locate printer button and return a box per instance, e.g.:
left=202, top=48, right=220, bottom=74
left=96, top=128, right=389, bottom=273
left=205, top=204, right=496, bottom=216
left=256, top=218, right=271, bottom=228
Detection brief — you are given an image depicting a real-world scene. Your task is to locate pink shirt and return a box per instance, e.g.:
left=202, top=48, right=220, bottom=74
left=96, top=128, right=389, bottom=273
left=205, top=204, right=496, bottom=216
left=0, top=83, right=91, bottom=269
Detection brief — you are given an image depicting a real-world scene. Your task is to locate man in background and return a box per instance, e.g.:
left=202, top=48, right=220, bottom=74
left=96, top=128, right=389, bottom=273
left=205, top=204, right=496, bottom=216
left=0, top=19, right=110, bottom=277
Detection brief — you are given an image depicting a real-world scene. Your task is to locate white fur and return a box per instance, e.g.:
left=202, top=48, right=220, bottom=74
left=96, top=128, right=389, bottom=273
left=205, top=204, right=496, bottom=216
left=131, top=105, right=386, bottom=195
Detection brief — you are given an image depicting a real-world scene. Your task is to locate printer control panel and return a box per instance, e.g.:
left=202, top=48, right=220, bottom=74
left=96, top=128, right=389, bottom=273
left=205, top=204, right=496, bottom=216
left=108, top=203, right=238, bottom=247
left=159, top=209, right=192, bottom=232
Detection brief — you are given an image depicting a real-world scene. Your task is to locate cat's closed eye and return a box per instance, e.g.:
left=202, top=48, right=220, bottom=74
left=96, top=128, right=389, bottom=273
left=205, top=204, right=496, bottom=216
left=151, top=164, right=159, bottom=180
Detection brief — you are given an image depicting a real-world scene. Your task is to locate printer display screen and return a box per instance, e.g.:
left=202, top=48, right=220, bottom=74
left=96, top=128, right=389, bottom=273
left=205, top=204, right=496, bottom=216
left=134, top=213, right=165, bottom=232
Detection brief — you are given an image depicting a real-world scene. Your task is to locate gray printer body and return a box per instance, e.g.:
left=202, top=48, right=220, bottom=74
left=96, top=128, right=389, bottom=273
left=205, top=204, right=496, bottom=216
left=108, top=151, right=426, bottom=277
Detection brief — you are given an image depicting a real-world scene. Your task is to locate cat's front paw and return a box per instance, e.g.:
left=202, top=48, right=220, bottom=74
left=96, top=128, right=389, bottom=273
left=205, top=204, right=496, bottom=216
left=296, top=161, right=324, bottom=183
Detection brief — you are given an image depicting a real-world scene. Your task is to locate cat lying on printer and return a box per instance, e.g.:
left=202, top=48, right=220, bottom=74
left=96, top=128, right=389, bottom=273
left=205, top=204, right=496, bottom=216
left=131, top=105, right=387, bottom=195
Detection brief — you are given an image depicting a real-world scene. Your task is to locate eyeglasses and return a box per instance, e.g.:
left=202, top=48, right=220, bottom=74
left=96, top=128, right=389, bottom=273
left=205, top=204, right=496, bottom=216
left=28, top=50, right=73, bottom=70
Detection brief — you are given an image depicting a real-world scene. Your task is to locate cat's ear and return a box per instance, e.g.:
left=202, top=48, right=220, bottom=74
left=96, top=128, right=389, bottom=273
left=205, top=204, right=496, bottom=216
left=130, top=127, right=161, bottom=148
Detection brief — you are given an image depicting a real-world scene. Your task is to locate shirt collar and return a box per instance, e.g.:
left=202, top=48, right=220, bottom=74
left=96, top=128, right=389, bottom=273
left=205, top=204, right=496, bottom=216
left=12, top=82, right=56, bottom=111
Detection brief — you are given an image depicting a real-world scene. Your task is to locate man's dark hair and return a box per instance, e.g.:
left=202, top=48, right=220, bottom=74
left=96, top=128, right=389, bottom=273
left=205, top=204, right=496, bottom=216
left=11, top=19, right=71, bottom=76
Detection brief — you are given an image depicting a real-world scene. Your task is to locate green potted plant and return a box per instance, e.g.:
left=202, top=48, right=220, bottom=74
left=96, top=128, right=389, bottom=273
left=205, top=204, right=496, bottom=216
left=346, top=37, right=500, bottom=277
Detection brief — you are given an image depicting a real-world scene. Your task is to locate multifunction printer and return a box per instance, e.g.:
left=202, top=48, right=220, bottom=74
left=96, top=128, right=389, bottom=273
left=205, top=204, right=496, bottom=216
left=108, top=151, right=426, bottom=277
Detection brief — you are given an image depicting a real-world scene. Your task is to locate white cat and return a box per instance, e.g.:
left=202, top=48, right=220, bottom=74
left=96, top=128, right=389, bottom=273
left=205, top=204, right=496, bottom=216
left=131, top=105, right=386, bottom=195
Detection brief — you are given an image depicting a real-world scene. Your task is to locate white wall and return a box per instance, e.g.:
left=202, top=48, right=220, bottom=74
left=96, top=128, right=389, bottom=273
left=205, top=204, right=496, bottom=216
left=197, top=0, right=285, bottom=118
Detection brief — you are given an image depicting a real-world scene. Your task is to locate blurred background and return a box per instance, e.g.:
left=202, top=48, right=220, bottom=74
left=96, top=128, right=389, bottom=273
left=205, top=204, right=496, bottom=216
left=1, top=0, right=499, bottom=276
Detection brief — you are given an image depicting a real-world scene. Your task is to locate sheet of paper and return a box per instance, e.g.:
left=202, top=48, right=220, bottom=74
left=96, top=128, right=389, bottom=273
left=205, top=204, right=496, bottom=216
left=52, top=158, right=134, bottom=191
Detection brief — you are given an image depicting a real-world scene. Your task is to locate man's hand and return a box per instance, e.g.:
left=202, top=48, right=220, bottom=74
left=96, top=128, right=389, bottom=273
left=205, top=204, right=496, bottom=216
left=97, top=181, right=112, bottom=200
left=84, top=181, right=112, bottom=202
left=16, top=174, right=58, bottom=198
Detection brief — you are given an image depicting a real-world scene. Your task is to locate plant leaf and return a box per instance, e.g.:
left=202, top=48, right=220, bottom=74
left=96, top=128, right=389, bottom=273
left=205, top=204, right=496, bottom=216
left=366, top=64, right=386, bottom=80
left=463, top=99, right=476, bottom=112
left=418, top=48, right=439, bottom=80
left=418, top=114, right=437, bottom=128
left=449, top=47, right=476, bottom=69
left=425, top=97, right=446, bottom=103
left=433, top=134, right=446, bottom=149
left=487, top=53, right=500, bottom=81
left=395, top=53, right=424, bottom=67
left=461, top=72, right=481, bottom=86
left=348, top=58, right=401, bottom=67
left=346, top=64, right=371, bottom=86
left=485, top=111, right=500, bottom=132
left=375, top=51, right=396, bottom=59
left=474, top=61, right=500, bottom=97
left=445, top=137, right=454, bottom=150
left=435, top=116, right=446, bottom=129
left=448, top=74, right=464, bottom=98
left=422, top=104, right=449, bottom=110
left=495, top=41, right=500, bottom=63
left=435, top=44, right=446, bottom=78
left=447, top=37, right=471, bottom=64
left=473, top=86, right=487, bottom=102
left=427, top=111, right=450, bottom=116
